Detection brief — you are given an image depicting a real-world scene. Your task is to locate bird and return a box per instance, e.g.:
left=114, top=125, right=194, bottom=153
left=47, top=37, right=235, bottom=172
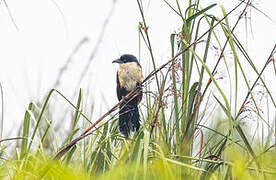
left=112, top=54, right=143, bottom=138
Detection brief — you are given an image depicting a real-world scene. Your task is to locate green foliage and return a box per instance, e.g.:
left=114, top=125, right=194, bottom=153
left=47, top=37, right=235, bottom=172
left=0, top=0, right=276, bottom=179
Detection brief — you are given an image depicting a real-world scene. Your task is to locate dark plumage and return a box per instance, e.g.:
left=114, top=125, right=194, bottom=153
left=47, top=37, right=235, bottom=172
left=112, top=54, right=143, bottom=138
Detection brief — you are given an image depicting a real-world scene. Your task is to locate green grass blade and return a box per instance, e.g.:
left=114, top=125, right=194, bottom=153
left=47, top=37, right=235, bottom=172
left=20, top=103, right=33, bottom=159
left=186, top=3, right=216, bottom=22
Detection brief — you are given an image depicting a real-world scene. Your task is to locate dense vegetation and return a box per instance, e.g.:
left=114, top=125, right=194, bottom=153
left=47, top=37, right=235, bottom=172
left=0, top=0, right=276, bottom=179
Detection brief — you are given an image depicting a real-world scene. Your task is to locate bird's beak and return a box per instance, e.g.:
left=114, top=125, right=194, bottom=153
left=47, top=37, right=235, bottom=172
left=112, top=59, right=123, bottom=64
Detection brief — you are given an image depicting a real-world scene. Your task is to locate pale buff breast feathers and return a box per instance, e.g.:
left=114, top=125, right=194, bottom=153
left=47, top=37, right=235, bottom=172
left=118, top=62, right=142, bottom=91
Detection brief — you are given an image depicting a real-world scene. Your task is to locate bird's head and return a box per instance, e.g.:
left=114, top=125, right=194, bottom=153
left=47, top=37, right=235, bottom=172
left=112, top=54, right=139, bottom=64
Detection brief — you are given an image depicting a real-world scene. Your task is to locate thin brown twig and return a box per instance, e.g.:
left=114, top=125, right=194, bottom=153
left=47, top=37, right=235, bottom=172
left=54, top=0, right=246, bottom=160
left=201, top=0, right=251, bottom=101
left=182, top=3, right=252, bottom=157
left=147, top=0, right=246, bottom=136
left=192, top=0, right=251, bottom=128
left=237, top=43, right=276, bottom=117
left=54, top=89, right=141, bottom=159
left=198, top=128, right=204, bottom=166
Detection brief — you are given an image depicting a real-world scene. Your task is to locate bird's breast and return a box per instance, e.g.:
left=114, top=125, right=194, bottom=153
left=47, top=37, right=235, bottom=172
left=118, top=62, right=142, bottom=91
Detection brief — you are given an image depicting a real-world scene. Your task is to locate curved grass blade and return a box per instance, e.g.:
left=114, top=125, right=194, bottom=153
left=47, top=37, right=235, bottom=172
left=186, top=3, right=217, bottom=22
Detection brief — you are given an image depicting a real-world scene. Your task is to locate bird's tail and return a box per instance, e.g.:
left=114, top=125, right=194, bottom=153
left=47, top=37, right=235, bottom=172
left=119, top=103, right=140, bottom=138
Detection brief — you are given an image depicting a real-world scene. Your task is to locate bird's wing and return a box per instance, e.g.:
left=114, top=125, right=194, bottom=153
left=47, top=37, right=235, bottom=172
left=136, top=82, right=143, bottom=105
left=116, top=72, right=122, bottom=101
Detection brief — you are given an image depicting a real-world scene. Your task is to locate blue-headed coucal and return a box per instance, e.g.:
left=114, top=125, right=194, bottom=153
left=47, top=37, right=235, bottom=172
left=112, top=54, right=143, bottom=138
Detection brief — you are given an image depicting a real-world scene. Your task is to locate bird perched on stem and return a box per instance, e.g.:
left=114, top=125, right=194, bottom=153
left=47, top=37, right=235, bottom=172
left=112, top=54, right=143, bottom=138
